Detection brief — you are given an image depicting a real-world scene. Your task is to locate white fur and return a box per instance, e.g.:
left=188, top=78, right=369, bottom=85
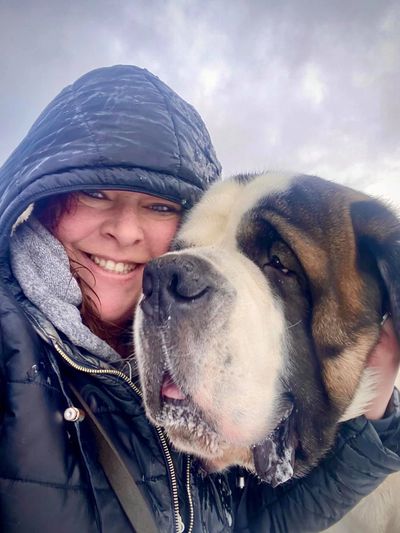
left=179, top=172, right=294, bottom=247
left=340, top=367, right=380, bottom=422
left=183, top=246, right=287, bottom=445
left=11, top=203, right=34, bottom=233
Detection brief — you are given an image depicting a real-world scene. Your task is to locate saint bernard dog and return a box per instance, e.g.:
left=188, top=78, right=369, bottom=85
left=134, top=173, right=400, bottom=532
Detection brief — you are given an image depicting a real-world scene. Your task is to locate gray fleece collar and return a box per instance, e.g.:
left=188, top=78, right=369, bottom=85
left=9, top=216, right=120, bottom=362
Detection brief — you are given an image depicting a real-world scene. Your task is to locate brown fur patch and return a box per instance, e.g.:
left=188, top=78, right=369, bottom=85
left=323, top=329, right=380, bottom=408
left=260, top=186, right=381, bottom=408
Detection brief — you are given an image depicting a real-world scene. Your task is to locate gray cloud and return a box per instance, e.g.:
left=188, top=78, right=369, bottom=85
left=1, top=0, right=399, bottom=204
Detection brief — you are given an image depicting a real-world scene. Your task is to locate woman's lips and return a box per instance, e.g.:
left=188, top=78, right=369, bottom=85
left=90, top=254, right=136, bottom=274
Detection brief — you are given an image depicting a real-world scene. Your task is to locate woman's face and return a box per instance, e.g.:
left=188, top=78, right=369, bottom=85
left=52, top=190, right=182, bottom=325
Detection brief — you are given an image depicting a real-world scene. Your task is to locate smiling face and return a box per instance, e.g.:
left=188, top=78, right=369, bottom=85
left=52, top=190, right=182, bottom=325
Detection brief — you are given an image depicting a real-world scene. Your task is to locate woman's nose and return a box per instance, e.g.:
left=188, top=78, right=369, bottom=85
left=101, top=207, right=145, bottom=246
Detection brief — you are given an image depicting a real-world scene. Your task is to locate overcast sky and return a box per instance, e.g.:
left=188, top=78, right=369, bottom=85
left=1, top=0, right=399, bottom=206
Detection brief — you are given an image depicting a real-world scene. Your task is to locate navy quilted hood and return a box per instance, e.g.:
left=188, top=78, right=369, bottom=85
left=0, top=65, right=221, bottom=249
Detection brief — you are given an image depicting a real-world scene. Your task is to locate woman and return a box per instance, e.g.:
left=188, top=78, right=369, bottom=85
left=0, top=65, right=399, bottom=533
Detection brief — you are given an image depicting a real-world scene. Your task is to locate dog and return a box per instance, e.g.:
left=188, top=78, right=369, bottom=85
left=134, top=172, right=400, bottom=531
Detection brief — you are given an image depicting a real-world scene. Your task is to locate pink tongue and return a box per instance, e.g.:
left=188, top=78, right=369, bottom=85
left=161, top=374, right=187, bottom=400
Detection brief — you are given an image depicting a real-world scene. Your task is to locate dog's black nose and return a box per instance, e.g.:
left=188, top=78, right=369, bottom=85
left=140, top=255, right=211, bottom=320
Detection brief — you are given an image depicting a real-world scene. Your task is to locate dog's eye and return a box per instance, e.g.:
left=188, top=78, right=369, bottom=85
left=267, top=255, right=290, bottom=275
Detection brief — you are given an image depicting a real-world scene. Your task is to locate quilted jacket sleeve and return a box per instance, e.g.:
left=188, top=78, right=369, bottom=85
left=234, top=389, right=400, bottom=532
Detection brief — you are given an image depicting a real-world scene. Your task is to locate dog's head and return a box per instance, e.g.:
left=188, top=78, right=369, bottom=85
left=134, top=173, right=400, bottom=486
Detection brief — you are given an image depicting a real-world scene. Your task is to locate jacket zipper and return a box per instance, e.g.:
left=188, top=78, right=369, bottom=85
left=49, top=336, right=193, bottom=533
left=185, top=456, right=194, bottom=533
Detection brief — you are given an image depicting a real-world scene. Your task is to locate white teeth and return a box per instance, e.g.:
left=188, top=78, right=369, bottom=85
left=90, top=255, right=135, bottom=274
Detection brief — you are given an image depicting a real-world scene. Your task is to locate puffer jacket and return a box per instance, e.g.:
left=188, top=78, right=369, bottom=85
left=1, top=65, right=400, bottom=533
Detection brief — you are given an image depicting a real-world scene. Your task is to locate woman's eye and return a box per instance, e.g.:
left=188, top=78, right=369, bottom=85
left=148, top=204, right=181, bottom=214
left=80, top=190, right=106, bottom=200
left=267, top=255, right=290, bottom=275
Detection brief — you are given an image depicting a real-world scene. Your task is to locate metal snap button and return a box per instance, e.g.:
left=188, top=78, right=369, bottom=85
left=64, top=406, right=85, bottom=422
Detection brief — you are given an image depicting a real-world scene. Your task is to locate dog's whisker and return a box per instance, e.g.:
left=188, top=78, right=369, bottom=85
left=287, top=319, right=302, bottom=330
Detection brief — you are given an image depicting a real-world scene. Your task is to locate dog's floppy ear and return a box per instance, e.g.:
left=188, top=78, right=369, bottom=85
left=351, top=199, right=400, bottom=336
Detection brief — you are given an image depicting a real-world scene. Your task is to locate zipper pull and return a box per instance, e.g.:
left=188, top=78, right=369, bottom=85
left=177, top=513, right=185, bottom=533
